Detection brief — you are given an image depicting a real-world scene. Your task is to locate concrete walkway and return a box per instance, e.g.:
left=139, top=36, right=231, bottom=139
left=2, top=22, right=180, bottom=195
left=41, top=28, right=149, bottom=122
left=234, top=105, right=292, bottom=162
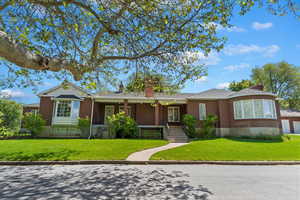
left=126, top=143, right=188, bottom=161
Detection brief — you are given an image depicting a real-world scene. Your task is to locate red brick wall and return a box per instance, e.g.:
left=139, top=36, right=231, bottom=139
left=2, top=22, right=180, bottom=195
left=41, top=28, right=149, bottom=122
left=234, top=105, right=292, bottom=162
left=186, top=95, right=280, bottom=129
left=136, top=103, right=155, bottom=125
left=39, top=97, right=54, bottom=126
left=79, top=98, right=92, bottom=119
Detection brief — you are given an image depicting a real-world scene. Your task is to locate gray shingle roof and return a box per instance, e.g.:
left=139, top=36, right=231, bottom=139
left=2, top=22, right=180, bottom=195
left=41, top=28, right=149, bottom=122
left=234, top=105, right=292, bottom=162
left=280, top=110, right=300, bottom=117
left=94, top=88, right=276, bottom=100
left=94, top=91, right=194, bottom=100
left=227, top=88, right=276, bottom=98
left=187, top=89, right=234, bottom=99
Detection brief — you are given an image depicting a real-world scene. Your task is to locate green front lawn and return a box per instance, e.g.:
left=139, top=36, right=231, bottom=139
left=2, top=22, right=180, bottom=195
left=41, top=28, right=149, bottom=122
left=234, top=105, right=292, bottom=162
left=0, top=139, right=168, bottom=161
left=151, top=135, right=300, bottom=161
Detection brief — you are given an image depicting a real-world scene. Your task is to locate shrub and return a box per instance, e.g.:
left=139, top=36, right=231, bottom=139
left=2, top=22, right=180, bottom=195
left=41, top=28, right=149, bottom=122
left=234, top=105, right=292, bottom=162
left=23, top=112, right=46, bottom=136
left=0, top=99, right=22, bottom=133
left=0, top=111, right=15, bottom=137
left=107, top=112, right=138, bottom=138
left=78, top=117, right=91, bottom=136
left=182, top=114, right=197, bottom=138
left=201, top=114, right=218, bottom=138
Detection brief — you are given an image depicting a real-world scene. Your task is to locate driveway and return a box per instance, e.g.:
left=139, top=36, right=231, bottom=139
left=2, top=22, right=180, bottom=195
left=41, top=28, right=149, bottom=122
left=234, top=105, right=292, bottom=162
left=0, top=165, right=299, bottom=200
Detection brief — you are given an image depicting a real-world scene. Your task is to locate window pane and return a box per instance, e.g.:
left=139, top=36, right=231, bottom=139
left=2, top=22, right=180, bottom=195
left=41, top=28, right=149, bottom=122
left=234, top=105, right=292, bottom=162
left=199, top=103, right=206, bottom=120
left=168, top=107, right=173, bottom=122
left=263, top=100, right=274, bottom=118
left=243, top=100, right=254, bottom=119
left=71, top=101, right=80, bottom=120
left=234, top=101, right=242, bottom=119
left=174, top=107, right=179, bottom=122
left=56, top=101, right=71, bottom=117
left=254, top=99, right=264, bottom=118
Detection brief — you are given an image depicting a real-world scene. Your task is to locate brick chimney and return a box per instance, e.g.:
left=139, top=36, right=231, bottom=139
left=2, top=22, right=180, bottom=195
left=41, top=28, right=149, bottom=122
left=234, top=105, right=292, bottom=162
left=250, top=85, right=264, bottom=91
left=144, top=78, right=154, bottom=97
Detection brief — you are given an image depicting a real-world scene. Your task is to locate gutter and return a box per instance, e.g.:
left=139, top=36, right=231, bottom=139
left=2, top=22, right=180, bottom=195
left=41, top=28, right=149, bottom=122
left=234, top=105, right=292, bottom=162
left=88, top=97, right=95, bottom=139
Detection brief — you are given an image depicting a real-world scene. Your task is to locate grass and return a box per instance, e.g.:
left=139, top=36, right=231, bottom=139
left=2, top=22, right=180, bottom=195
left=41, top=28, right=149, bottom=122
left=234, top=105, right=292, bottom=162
left=151, top=135, right=300, bottom=161
left=0, top=139, right=168, bottom=161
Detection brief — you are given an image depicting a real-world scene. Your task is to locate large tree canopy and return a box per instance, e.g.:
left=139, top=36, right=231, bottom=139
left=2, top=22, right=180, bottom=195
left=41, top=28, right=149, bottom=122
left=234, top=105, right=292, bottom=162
left=0, top=0, right=299, bottom=88
left=251, top=61, right=300, bottom=110
left=125, top=72, right=181, bottom=93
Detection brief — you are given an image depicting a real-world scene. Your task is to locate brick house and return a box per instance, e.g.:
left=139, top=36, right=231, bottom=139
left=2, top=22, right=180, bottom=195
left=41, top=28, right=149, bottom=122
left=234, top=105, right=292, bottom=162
left=34, top=81, right=283, bottom=139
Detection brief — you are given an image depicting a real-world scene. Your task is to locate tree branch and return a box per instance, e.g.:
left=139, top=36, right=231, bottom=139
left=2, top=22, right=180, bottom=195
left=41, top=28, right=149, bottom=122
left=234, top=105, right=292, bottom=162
left=0, top=31, right=83, bottom=80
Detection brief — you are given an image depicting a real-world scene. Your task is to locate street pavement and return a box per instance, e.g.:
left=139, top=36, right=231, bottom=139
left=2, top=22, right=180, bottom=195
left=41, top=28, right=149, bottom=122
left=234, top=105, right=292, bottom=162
left=0, top=164, right=299, bottom=200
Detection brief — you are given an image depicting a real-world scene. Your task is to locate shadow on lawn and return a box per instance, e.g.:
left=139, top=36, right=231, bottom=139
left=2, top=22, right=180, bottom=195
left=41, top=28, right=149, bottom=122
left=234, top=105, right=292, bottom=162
left=0, top=166, right=212, bottom=200
left=0, top=149, right=79, bottom=161
left=225, top=137, right=285, bottom=143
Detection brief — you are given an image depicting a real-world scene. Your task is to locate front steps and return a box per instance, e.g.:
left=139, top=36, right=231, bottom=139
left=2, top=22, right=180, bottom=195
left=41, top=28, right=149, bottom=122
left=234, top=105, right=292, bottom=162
left=167, top=126, right=189, bottom=143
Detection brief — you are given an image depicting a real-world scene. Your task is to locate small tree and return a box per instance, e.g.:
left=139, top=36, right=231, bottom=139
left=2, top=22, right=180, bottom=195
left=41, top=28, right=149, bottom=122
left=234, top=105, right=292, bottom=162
left=0, top=99, right=22, bottom=133
left=182, top=114, right=197, bottom=138
left=107, top=112, right=138, bottom=138
left=23, top=112, right=46, bottom=137
left=201, top=115, right=218, bottom=138
left=78, top=117, right=91, bottom=137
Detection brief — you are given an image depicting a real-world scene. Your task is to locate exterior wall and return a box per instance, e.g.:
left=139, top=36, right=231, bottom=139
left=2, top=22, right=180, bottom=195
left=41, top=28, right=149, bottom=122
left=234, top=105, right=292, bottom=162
left=93, top=102, right=137, bottom=124
left=280, top=116, right=300, bottom=133
left=227, top=95, right=281, bottom=129
left=186, top=95, right=281, bottom=136
left=186, top=100, right=219, bottom=127
left=135, top=103, right=155, bottom=125
left=79, top=98, right=92, bottom=118
left=39, top=97, right=54, bottom=125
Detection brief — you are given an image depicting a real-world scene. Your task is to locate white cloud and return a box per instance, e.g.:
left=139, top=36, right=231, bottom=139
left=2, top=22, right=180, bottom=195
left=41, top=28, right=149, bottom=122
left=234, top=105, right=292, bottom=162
left=252, top=22, right=273, bottom=30
left=216, top=82, right=230, bottom=89
left=206, top=22, right=246, bottom=32
left=224, top=63, right=250, bottom=71
left=0, top=89, right=26, bottom=98
left=195, top=76, right=208, bottom=83
left=223, top=44, right=280, bottom=57
left=185, top=51, right=220, bottom=66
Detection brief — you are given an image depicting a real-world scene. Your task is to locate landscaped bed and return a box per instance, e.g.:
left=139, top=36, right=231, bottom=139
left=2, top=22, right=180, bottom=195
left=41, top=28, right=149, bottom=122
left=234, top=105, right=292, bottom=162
left=0, top=139, right=168, bottom=161
left=151, top=135, right=300, bottom=161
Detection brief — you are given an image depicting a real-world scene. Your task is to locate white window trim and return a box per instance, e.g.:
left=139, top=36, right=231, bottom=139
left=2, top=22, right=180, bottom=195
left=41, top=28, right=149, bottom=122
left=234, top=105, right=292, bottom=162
left=168, top=106, right=180, bottom=122
left=52, top=100, right=80, bottom=125
left=233, top=99, right=277, bottom=120
left=199, top=103, right=206, bottom=120
left=104, top=105, right=115, bottom=124
left=55, top=100, right=72, bottom=118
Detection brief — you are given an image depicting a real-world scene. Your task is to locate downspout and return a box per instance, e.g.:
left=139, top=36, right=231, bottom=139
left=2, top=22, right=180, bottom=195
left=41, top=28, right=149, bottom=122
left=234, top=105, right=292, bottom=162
left=88, top=97, right=95, bottom=139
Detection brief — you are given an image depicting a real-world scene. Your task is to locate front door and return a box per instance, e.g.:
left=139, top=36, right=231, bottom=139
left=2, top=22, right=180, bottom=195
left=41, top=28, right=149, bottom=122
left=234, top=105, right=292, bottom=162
left=168, top=106, right=180, bottom=123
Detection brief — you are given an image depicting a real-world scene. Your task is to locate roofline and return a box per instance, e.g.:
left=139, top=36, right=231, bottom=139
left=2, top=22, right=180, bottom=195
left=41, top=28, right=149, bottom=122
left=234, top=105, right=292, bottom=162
left=188, top=93, right=276, bottom=100
left=37, top=81, right=91, bottom=96
left=93, top=96, right=187, bottom=101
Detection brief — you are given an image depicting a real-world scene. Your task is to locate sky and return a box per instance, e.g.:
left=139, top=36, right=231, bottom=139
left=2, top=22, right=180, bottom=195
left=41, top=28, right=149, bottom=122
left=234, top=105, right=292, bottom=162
left=1, top=6, right=300, bottom=104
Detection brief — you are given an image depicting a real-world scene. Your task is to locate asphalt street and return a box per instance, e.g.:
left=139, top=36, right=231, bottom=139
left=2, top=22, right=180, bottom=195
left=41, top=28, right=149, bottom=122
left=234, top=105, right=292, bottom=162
left=0, top=164, right=299, bottom=200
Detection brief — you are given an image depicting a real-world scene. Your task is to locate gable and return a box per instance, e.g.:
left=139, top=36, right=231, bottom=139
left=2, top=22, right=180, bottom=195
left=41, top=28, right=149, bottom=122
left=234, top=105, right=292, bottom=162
left=38, top=82, right=89, bottom=97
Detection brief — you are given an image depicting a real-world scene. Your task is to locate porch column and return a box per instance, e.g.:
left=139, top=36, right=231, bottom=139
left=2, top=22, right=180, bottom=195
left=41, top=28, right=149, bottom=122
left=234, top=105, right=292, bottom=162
left=155, top=100, right=160, bottom=125
left=123, top=99, right=129, bottom=115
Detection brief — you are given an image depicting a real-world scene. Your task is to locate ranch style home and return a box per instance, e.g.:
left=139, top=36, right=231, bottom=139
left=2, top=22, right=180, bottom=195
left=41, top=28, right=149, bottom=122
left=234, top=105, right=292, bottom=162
left=22, top=81, right=288, bottom=140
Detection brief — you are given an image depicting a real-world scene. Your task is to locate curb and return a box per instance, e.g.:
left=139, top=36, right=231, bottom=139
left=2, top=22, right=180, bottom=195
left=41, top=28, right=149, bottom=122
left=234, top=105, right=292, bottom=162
left=0, top=160, right=300, bottom=166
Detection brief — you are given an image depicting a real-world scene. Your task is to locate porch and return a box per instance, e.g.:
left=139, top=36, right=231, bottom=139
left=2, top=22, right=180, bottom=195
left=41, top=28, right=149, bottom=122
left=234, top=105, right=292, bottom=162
left=90, top=101, right=187, bottom=139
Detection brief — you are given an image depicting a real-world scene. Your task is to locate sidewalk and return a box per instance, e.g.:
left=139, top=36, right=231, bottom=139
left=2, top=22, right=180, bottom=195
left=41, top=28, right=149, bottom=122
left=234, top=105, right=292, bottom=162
left=126, top=143, right=188, bottom=161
